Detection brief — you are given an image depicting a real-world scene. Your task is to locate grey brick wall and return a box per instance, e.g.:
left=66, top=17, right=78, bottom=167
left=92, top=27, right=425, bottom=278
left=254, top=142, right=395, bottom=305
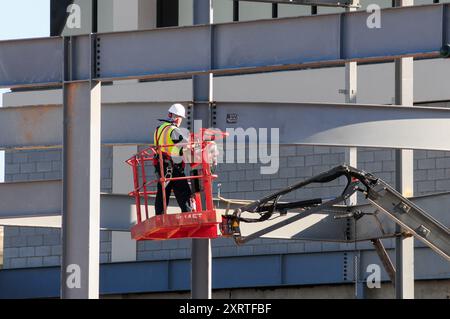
left=101, top=147, right=113, bottom=193
left=2, top=226, right=112, bottom=269
left=4, top=147, right=113, bottom=193
left=414, top=150, right=450, bottom=194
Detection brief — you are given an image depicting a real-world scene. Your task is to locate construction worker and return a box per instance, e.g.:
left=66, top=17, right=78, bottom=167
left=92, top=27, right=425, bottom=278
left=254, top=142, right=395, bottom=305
left=153, top=103, right=192, bottom=215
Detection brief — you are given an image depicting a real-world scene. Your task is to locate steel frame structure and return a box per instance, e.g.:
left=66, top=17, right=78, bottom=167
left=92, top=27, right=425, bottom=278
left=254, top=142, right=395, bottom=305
left=0, top=1, right=449, bottom=299
left=1, top=101, right=450, bottom=150
left=1, top=4, right=449, bottom=89
left=1, top=179, right=449, bottom=243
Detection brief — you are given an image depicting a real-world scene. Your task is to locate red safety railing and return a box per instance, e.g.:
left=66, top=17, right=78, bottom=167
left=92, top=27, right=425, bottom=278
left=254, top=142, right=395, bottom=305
left=126, top=128, right=228, bottom=240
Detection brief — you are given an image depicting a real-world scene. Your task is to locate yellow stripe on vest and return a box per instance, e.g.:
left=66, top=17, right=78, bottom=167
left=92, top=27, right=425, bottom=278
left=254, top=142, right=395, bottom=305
left=154, top=122, right=181, bottom=157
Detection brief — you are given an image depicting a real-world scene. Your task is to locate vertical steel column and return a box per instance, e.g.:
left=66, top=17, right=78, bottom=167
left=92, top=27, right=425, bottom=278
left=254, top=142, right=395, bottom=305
left=191, top=0, right=213, bottom=300
left=344, top=42, right=357, bottom=204
left=61, top=36, right=101, bottom=299
left=394, top=0, right=415, bottom=300
left=345, top=4, right=360, bottom=298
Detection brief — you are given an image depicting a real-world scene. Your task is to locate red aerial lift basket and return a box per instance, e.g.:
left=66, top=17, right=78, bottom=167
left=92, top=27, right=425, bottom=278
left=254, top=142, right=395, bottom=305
left=126, top=128, right=228, bottom=241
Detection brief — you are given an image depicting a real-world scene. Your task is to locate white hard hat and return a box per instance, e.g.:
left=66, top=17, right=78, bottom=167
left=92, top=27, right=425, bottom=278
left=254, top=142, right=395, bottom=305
left=168, top=103, right=186, bottom=119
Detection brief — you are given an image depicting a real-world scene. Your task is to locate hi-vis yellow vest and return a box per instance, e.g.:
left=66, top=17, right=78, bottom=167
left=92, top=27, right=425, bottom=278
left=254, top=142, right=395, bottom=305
left=154, top=122, right=182, bottom=157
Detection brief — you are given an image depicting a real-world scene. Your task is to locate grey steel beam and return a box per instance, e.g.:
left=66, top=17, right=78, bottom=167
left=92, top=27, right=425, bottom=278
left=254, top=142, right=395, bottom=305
left=395, top=148, right=415, bottom=298
left=0, top=36, right=63, bottom=88
left=0, top=180, right=61, bottom=218
left=367, top=181, right=450, bottom=263
left=0, top=104, right=62, bottom=149
left=2, top=101, right=450, bottom=150
left=0, top=179, right=449, bottom=244
left=394, top=0, right=415, bottom=298
left=371, top=239, right=396, bottom=284
left=84, top=4, right=449, bottom=81
left=1, top=4, right=449, bottom=88
left=61, top=79, right=101, bottom=299
left=232, top=0, right=357, bottom=7
left=191, top=0, right=213, bottom=300
left=0, top=216, right=61, bottom=228
left=214, top=102, right=450, bottom=150
left=344, top=4, right=360, bottom=298
left=0, top=102, right=180, bottom=149
left=344, top=54, right=358, bottom=206
left=0, top=179, right=160, bottom=230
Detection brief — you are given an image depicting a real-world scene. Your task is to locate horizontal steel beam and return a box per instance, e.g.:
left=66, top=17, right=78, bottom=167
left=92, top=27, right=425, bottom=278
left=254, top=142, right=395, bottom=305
left=1, top=180, right=449, bottom=245
left=0, top=102, right=174, bottom=149
left=0, top=180, right=174, bottom=230
left=0, top=180, right=61, bottom=218
left=216, top=102, right=450, bottom=150
left=1, top=101, right=450, bottom=150
left=0, top=246, right=449, bottom=299
left=0, top=216, right=61, bottom=228
left=0, top=180, right=134, bottom=230
left=0, top=36, right=63, bottom=88
left=0, top=4, right=449, bottom=88
left=234, top=0, right=357, bottom=7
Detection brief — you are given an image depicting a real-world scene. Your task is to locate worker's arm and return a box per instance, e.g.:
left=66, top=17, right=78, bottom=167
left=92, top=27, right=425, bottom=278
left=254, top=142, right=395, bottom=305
left=171, top=128, right=191, bottom=164
left=171, top=127, right=189, bottom=145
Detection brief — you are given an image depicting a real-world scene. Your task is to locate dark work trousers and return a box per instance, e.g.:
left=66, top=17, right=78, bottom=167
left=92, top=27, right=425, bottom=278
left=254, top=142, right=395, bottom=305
left=154, top=162, right=192, bottom=215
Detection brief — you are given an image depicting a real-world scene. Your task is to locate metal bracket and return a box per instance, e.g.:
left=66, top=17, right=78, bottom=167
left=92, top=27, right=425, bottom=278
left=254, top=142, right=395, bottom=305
left=338, top=89, right=356, bottom=95
left=187, top=102, right=193, bottom=131
left=211, top=101, right=217, bottom=127
left=394, top=202, right=411, bottom=215
left=416, top=225, right=431, bottom=238
left=93, top=34, right=100, bottom=79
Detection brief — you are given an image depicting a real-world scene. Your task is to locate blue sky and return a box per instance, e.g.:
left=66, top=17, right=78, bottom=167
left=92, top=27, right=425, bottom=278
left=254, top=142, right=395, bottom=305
left=0, top=0, right=50, bottom=182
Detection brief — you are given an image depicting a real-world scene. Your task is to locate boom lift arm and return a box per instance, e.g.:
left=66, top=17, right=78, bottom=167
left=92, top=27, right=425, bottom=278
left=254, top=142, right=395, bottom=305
left=221, top=165, right=450, bottom=262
